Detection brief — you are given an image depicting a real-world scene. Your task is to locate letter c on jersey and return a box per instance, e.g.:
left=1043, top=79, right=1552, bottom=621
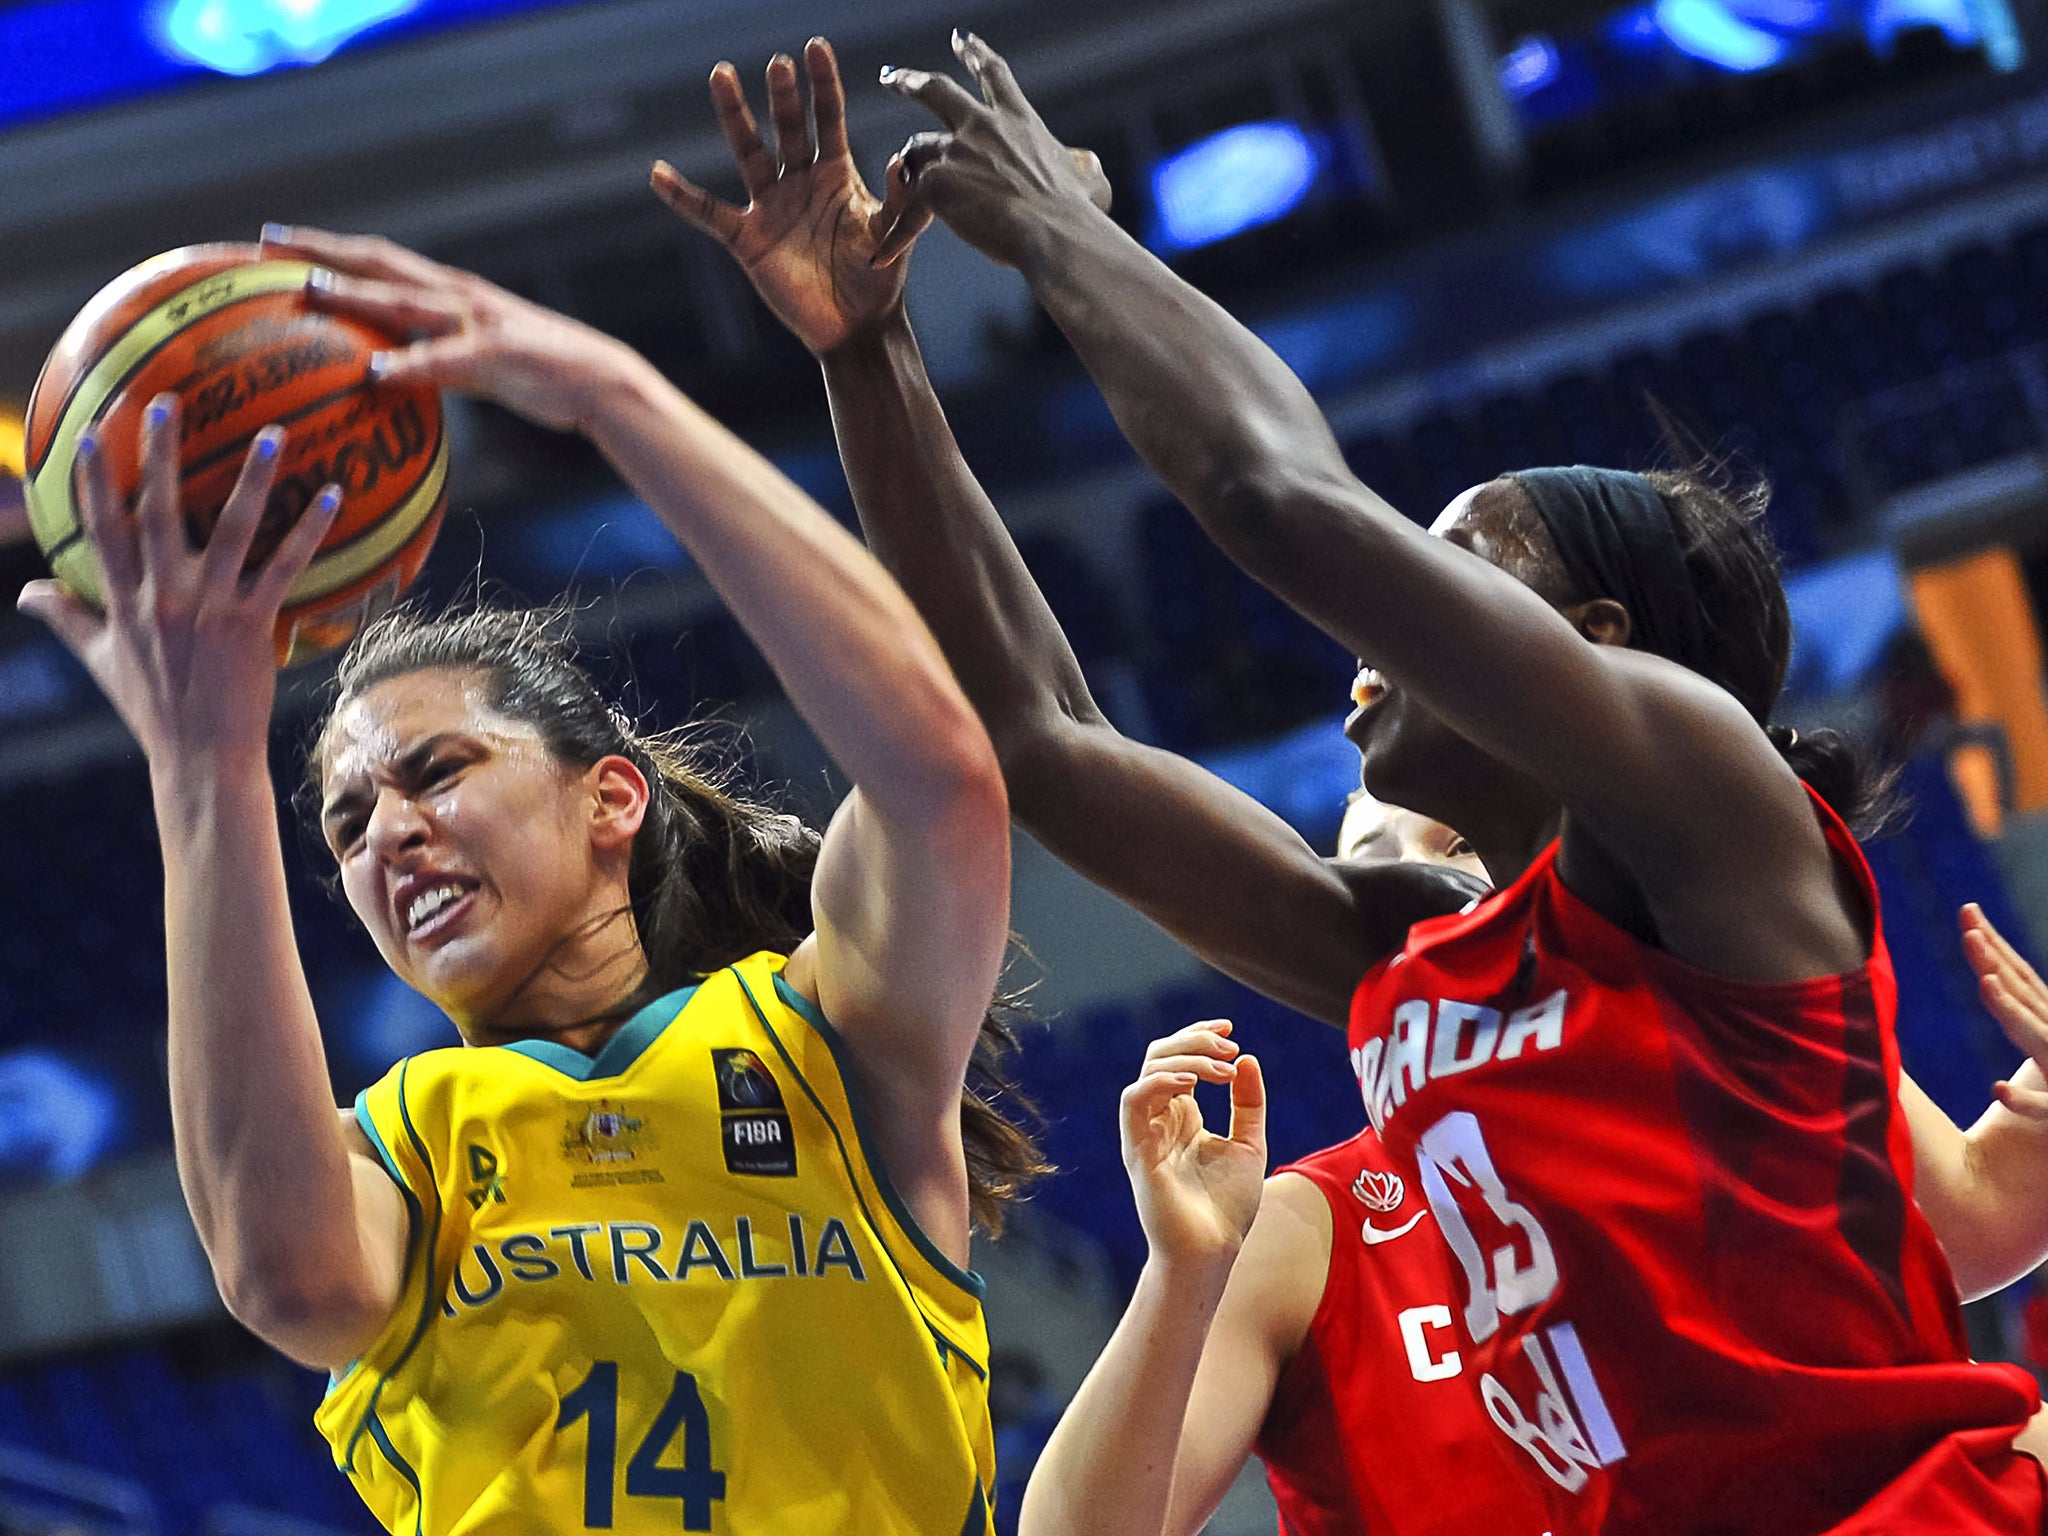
left=1397, top=1304, right=1462, bottom=1382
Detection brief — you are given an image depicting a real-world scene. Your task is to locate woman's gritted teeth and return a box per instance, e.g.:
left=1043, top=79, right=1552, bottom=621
left=392, top=871, right=481, bottom=939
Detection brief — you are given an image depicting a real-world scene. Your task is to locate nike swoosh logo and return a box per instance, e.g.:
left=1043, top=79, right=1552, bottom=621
left=1361, top=1211, right=1428, bottom=1245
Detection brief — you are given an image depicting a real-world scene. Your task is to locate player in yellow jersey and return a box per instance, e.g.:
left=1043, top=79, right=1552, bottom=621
left=17, top=111, right=1037, bottom=1525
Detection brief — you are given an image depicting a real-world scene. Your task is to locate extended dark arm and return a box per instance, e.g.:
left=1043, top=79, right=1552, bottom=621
left=819, top=315, right=1460, bottom=1025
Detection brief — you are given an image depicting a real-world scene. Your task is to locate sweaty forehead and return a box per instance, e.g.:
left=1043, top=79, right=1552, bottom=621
left=320, top=669, right=526, bottom=786
left=1429, top=478, right=1568, bottom=596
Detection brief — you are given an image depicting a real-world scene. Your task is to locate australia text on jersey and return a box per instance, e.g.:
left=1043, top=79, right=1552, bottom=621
left=442, top=1213, right=867, bottom=1317
left=1349, top=989, right=1568, bottom=1132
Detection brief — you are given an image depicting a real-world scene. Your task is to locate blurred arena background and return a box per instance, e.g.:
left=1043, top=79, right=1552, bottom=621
left=6, top=0, right=2048, bottom=1527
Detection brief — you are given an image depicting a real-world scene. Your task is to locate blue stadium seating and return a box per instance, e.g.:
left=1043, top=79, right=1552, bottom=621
left=0, top=1346, right=363, bottom=1536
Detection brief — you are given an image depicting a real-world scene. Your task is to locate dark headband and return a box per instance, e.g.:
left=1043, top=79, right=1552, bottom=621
left=1513, top=466, right=1706, bottom=677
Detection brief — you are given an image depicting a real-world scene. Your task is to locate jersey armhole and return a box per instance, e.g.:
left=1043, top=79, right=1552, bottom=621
left=354, top=1091, right=411, bottom=1191
left=765, top=968, right=987, bottom=1303
left=1251, top=1170, right=1340, bottom=1461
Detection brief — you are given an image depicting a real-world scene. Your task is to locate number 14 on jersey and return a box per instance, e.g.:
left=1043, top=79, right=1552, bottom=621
left=559, top=1361, right=726, bottom=1529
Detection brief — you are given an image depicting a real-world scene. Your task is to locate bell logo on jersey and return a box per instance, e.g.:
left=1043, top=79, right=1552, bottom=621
left=1479, top=1321, right=1628, bottom=1494
left=712, top=1048, right=796, bottom=1177
left=1350, top=989, right=1569, bottom=1132
left=465, top=1143, right=507, bottom=1209
left=1352, top=1167, right=1428, bottom=1244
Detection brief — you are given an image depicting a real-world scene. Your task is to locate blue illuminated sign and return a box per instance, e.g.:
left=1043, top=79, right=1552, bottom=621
left=156, top=0, right=419, bottom=75
left=1150, top=121, right=1326, bottom=253
left=1652, top=0, right=1790, bottom=69
left=1783, top=548, right=1908, bottom=695
left=1500, top=35, right=1564, bottom=98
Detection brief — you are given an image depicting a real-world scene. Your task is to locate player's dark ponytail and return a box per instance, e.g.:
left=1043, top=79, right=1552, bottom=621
left=1762, top=722, right=1899, bottom=840
left=309, top=604, right=1048, bottom=1232
left=1639, top=457, right=1902, bottom=840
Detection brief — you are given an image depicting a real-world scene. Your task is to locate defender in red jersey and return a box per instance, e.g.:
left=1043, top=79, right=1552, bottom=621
left=864, top=38, right=2046, bottom=1531
left=1019, top=805, right=1548, bottom=1536
left=1021, top=803, right=2048, bottom=1536
left=1348, top=795, right=2040, bottom=1534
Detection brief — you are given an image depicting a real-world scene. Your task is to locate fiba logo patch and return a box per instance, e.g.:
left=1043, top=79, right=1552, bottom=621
left=1352, top=1168, right=1405, bottom=1213
left=712, top=1049, right=796, bottom=1177
left=716, top=1048, right=783, bottom=1111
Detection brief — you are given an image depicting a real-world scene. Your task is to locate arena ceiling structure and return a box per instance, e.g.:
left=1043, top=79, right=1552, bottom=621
left=0, top=0, right=1410, bottom=392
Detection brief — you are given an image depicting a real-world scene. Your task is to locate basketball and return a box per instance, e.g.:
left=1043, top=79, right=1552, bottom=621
left=20, top=243, right=448, bottom=666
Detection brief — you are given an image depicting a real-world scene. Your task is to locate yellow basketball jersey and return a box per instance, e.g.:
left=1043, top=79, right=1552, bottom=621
left=315, top=952, right=996, bottom=1535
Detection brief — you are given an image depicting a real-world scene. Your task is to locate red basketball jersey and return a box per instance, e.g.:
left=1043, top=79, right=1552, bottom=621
left=1258, top=1129, right=1553, bottom=1536
left=1345, top=796, right=2044, bottom=1536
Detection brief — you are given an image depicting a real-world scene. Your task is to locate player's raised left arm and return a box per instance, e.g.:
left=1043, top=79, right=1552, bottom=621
left=562, top=338, right=1013, bottom=1258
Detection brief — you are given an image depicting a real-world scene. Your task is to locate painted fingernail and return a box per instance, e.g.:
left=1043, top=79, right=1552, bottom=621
left=145, top=397, right=172, bottom=427
left=315, top=484, right=343, bottom=514
left=305, top=267, right=335, bottom=292
left=879, top=64, right=895, bottom=80
left=367, top=352, right=391, bottom=379
left=261, top=221, right=292, bottom=245
left=255, top=427, right=284, bottom=458
left=76, top=429, right=96, bottom=457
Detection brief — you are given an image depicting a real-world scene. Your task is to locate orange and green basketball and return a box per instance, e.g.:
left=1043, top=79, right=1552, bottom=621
left=22, top=242, right=447, bottom=666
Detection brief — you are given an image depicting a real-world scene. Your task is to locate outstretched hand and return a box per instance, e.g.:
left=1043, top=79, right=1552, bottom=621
left=258, top=226, right=632, bottom=435
left=652, top=39, right=927, bottom=355
left=879, top=30, right=1113, bottom=272
left=1962, top=904, right=2048, bottom=1116
left=1120, top=1020, right=1267, bottom=1268
left=16, top=399, right=339, bottom=761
